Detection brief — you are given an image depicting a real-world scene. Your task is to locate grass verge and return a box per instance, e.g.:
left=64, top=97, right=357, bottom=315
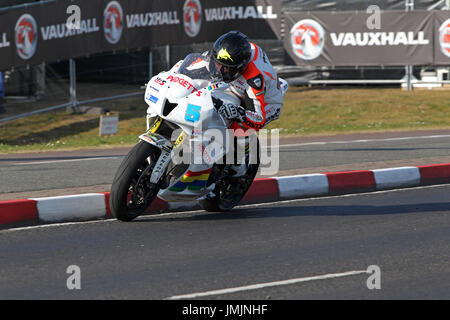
left=1, top=87, right=449, bottom=153
left=267, top=87, right=450, bottom=134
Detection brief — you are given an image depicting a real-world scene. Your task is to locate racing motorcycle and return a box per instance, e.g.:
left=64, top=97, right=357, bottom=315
left=110, top=53, right=287, bottom=222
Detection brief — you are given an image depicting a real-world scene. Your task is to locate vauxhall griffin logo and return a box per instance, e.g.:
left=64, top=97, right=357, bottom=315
left=15, top=14, right=38, bottom=60
left=439, top=19, right=450, bottom=58
left=183, top=0, right=202, bottom=38
left=290, top=19, right=325, bottom=61
left=104, top=1, right=123, bottom=44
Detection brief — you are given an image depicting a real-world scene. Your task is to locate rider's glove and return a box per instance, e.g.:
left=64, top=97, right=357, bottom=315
left=218, top=103, right=246, bottom=123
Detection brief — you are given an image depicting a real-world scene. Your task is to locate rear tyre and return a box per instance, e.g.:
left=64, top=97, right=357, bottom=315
left=199, top=163, right=259, bottom=212
left=110, top=141, right=161, bottom=221
left=199, top=135, right=260, bottom=212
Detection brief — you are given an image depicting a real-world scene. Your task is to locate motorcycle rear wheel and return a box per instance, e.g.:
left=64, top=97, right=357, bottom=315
left=199, top=163, right=259, bottom=212
left=110, top=141, right=161, bottom=221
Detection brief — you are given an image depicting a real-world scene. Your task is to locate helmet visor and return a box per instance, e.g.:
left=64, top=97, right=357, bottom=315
left=213, top=60, right=240, bottom=82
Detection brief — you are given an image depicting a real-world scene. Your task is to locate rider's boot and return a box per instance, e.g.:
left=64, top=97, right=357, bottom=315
left=230, top=136, right=249, bottom=177
left=231, top=163, right=247, bottom=177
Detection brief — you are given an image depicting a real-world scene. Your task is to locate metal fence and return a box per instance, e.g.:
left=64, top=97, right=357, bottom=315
left=0, top=39, right=284, bottom=123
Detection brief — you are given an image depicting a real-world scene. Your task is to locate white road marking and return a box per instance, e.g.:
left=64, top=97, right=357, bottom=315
left=6, top=134, right=450, bottom=165
left=12, top=156, right=122, bottom=166
left=274, top=134, right=450, bottom=149
left=166, top=270, right=368, bottom=299
left=0, top=219, right=116, bottom=233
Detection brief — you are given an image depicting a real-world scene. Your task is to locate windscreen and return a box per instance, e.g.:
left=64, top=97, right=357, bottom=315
left=177, top=53, right=221, bottom=88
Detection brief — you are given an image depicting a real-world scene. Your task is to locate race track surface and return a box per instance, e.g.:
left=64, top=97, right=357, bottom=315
left=1, top=184, right=449, bottom=299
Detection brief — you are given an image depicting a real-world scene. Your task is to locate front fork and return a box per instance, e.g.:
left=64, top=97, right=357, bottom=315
left=139, top=116, right=177, bottom=184
left=146, top=148, right=170, bottom=184
left=141, top=115, right=237, bottom=187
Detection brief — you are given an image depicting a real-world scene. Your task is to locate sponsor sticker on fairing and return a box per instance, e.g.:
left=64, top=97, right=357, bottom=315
left=167, top=75, right=203, bottom=96
left=146, top=93, right=159, bottom=104
left=154, top=77, right=167, bottom=86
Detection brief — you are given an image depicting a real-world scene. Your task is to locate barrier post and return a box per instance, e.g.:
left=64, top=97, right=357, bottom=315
left=165, top=45, right=170, bottom=69
left=0, top=71, right=5, bottom=114
left=68, top=58, right=79, bottom=112
left=405, top=0, right=415, bottom=91
left=149, top=50, right=153, bottom=79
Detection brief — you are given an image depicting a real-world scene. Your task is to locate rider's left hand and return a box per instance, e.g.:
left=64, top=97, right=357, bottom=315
left=218, top=103, right=246, bottom=123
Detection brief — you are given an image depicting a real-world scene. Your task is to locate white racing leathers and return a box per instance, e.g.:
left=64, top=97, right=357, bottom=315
left=228, top=42, right=284, bottom=132
left=168, top=43, right=284, bottom=132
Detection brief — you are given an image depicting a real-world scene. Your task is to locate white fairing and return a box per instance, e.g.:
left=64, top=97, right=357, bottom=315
left=145, top=71, right=239, bottom=135
left=143, top=58, right=241, bottom=202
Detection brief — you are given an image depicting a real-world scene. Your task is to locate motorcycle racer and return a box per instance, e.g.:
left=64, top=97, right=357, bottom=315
left=210, top=30, right=285, bottom=132
left=161, top=31, right=287, bottom=177
left=166, top=30, right=286, bottom=132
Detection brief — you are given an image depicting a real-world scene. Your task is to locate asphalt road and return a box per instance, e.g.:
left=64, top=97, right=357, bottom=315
left=0, top=130, right=449, bottom=196
left=1, top=184, right=449, bottom=300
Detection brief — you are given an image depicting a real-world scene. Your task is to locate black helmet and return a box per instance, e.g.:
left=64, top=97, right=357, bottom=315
left=211, top=31, right=252, bottom=82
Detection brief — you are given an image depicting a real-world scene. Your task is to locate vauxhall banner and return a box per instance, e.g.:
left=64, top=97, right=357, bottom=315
left=0, top=0, right=281, bottom=71
left=284, top=10, right=435, bottom=66
left=434, top=10, right=450, bottom=65
left=2, top=1, right=103, bottom=70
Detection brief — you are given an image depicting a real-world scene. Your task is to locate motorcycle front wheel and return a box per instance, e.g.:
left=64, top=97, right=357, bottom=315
left=110, top=141, right=161, bottom=221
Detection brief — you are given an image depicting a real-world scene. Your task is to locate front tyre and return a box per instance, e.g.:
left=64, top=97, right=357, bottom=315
left=110, top=141, right=161, bottom=221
